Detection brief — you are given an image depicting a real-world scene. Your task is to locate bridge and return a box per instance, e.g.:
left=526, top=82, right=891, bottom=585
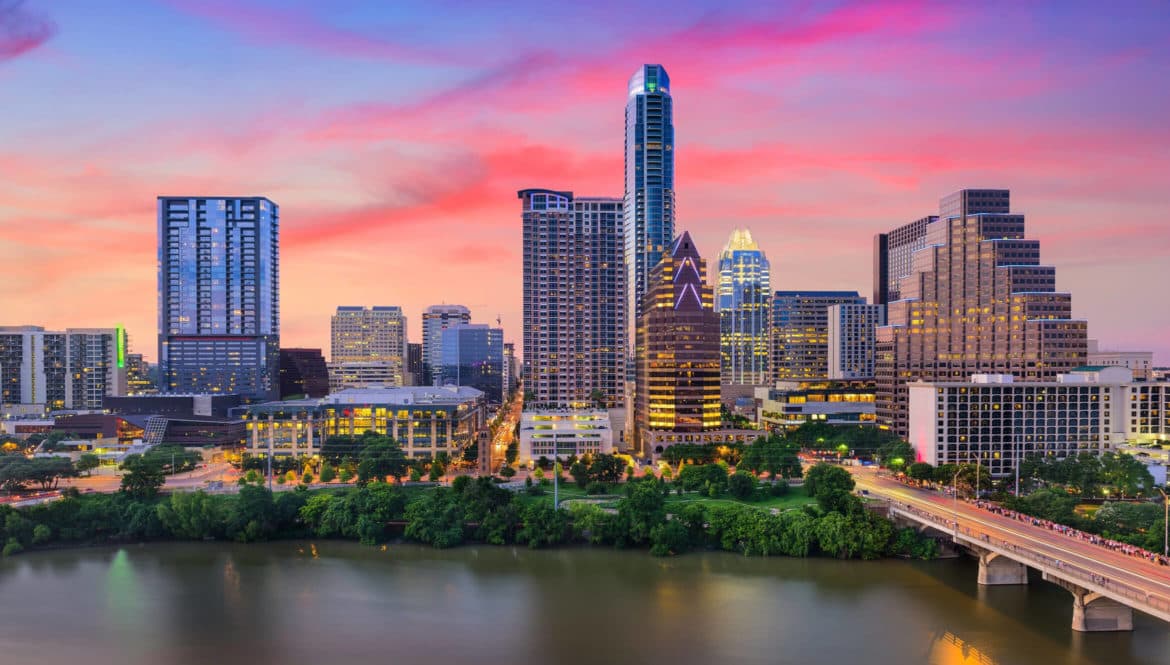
left=852, top=468, right=1170, bottom=632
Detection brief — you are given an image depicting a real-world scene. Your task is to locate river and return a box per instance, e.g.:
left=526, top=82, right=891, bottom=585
left=1, top=542, right=1168, bottom=665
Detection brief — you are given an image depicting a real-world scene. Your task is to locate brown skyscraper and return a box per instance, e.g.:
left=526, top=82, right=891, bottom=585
left=876, top=189, right=1088, bottom=435
left=635, top=232, right=721, bottom=450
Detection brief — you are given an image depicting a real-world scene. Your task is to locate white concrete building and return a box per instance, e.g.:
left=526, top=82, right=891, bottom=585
left=908, top=367, right=1169, bottom=476
left=519, top=410, right=613, bottom=465
left=0, top=326, right=127, bottom=412
left=1086, top=339, right=1154, bottom=380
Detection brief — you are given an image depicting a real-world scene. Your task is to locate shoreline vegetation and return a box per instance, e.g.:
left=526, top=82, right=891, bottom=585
left=0, top=460, right=940, bottom=562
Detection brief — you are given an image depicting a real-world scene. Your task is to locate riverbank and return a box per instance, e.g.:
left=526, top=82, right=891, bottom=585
left=0, top=469, right=939, bottom=561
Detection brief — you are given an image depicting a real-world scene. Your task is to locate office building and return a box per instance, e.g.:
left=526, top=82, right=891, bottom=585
left=519, top=189, right=626, bottom=408
left=908, top=367, right=1169, bottom=476
left=157, top=196, right=280, bottom=401
left=330, top=306, right=407, bottom=366
left=873, top=216, right=935, bottom=306
left=242, top=385, right=486, bottom=460
left=0, top=326, right=127, bottom=411
left=125, top=353, right=157, bottom=395
left=327, top=361, right=402, bottom=392
left=635, top=232, right=721, bottom=450
left=625, top=64, right=675, bottom=357
left=717, top=229, right=771, bottom=385
left=518, top=410, right=614, bottom=465
left=756, top=380, right=877, bottom=430
left=1086, top=340, right=1154, bottom=380
left=422, top=305, right=471, bottom=384
left=278, top=348, right=329, bottom=398
left=440, top=324, right=504, bottom=402
left=772, top=291, right=866, bottom=381
left=877, top=189, right=1088, bottom=435
left=406, top=342, right=425, bottom=386
left=827, top=303, right=885, bottom=380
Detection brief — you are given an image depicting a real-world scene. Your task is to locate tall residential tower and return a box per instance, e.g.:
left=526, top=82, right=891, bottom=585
left=624, top=64, right=675, bottom=360
left=519, top=189, right=626, bottom=408
left=717, top=229, right=771, bottom=385
left=157, top=196, right=279, bottom=400
left=422, top=304, right=471, bottom=385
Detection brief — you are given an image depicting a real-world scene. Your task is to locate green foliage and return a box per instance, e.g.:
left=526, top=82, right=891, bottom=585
left=893, top=528, right=940, bottom=560
left=157, top=490, right=225, bottom=540
left=907, top=462, right=934, bottom=482
left=728, top=471, right=757, bottom=500
left=0, top=455, right=77, bottom=491
left=740, top=435, right=803, bottom=479
left=404, top=489, right=465, bottom=548
left=803, top=463, right=855, bottom=499
left=616, top=478, right=667, bottom=547
left=517, top=502, right=569, bottom=548
left=649, top=519, right=690, bottom=556
left=318, top=463, right=337, bottom=483
left=75, top=453, right=101, bottom=476
left=585, top=481, right=608, bottom=495
left=119, top=454, right=166, bottom=498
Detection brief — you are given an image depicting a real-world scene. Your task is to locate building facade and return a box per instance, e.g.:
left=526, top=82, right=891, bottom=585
left=440, top=324, right=504, bottom=403
left=242, top=385, right=486, bottom=460
left=421, top=305, right=471, bottom=385
left=755, top=380, right=877, bottom=430
left=519, top=189, right=626, bottom=408
left=405, top=343, right=425, bottom=386
left=502, top=342, right=516, bottom=396
left=635, top=232, right=721, bottom=450
left=330, top=306, right=407, bottom=366
left=772, top=291, right=866, bottom=381
left=717, top=229, right=771, bottom=385
left=518, top=410, right=614, bottom=465
left=873, top=216, right=935, bottom=306
left=877, top=189, right=1088, bottom=436
left=157, top=196, right=280, bottom=400
left=0, top=326, right=127, bottom=411
left=278, top=348, right=329, bottom=398
left=125, top=353, right=157, bottom=395
left=907, top=367, right=1168, bottom=476
left=1086, top=340, right=1154, bottom=380
left=625, top=64, right=675, bottom=359
left=327, top=361, right=402, bottom=392
left=827, top=303, right=886, bottom=380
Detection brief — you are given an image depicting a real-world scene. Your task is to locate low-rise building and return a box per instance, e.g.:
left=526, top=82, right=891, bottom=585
left=755, top=380, right=878, bottom=430
left=518, top=410, right=613, bottom=465
left=643, top=429, right=760, bottom=458
left=241, top=385, right=486, bottom=459
left=908, top=367, right=1170, bottom=476
left=328, top=361, right=403, bottom=392
left=1086, top=339, right=1154, bottom=380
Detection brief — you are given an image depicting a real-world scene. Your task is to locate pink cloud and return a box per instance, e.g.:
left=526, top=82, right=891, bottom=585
left=0, top=0, right=54, bottom=61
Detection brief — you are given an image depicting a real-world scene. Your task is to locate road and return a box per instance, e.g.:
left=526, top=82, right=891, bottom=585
left=491, top=395, right=522, bottom=471
left=852, top=467, right=1170, bottom=613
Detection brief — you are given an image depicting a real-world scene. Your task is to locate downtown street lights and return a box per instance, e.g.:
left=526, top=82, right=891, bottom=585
left=1158, top=487, right=1169, bottom=558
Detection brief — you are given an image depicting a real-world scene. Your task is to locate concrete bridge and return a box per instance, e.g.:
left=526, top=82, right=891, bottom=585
left=854, top=470, right=1170, bottom=632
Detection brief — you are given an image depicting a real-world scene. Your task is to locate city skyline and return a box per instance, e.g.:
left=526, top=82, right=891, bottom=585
left=2, top=1, right=1168, bottom=364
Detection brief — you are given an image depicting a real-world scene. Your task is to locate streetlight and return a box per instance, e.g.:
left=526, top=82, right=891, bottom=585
left=952, top=465, right=961, bottom=541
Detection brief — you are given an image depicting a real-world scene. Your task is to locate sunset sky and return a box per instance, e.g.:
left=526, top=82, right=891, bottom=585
left=2, top=0, right=1167, bottom=363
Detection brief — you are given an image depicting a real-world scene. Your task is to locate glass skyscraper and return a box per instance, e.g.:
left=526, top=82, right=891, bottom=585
left=422, top=304, right=471, bottom=385
left=439, top=324, right=504, bottom=403
left=717, top=229, right=771, bottom=385
left=624, top=64, right=675, bottom=359
left=157, top=196, right=279, bottom=401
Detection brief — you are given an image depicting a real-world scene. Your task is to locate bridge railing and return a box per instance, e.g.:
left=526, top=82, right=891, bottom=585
left=888, top=502, right=1170, bottom=617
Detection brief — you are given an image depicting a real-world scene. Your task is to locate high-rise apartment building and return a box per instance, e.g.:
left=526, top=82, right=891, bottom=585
left=772, top=291, right=866, bottom=381
left=439, top=324, right=504, bottom=402
left=625, top=64, right=675, bottom=359
left=502, top=342, right=517, bottom=395
left=635, top=232, right=720, bottom=447
left=330, top=306, right=407, bottom=365
left=519, top=189, right=626, bottom=408
left=717, top=229, right=771, bottom=385
left=422, top=305, right=471, bottom=385
left=877, top=189, right=1088, bottom=435
left=0, top=326, right=127, bottom=410
left=157, top=196, right=279, bottom=400
left=827, top=303, right=886, bottom=380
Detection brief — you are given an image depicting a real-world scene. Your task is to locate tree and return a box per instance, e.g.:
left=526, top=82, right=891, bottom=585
left=119, top=454, right=166, bottom=499
left=226, top=485, right=277, bottom=542
left=318, top=463, right=336, bottom=483
left=404, top=489, right=464, bottom=548
left=907, top=462, right=934, bottom=482
left=803, top=463, right=855, bottom=499
left=75, top=454, right=101, bottom=477
left=570, top=461, right=589, bottom=488
left=728, top=471, right=757, bottom=500
left=616, top=478, right=666, bottom=546
left=517, top=502, right=569, bottom=548
left=157, top=490, right=225, bottom=540
left=356, top=437, right=409, bottom=484
left=650, top=519, right=690, bottom=556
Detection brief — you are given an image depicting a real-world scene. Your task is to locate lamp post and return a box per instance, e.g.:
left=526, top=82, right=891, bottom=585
left=952, top=466, right=961, bottom=541
left=1158, top=487, right=1169, bottom=558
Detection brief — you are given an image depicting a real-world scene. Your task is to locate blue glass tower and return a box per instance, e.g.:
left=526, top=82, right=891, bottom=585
left=717, top=229, right=771, bottom=385
left=625, top=64, right=675, bottom=357
left=439, top=324, right=504, bottom=403
left=158, top=196, right=280, bottom=400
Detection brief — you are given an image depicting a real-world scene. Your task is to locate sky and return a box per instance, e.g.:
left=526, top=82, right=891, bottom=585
left=1, top=0, right=1168, bottom=363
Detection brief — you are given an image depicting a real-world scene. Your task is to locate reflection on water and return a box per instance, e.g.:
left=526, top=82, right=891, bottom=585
left=0, top=542, right=1167, bottom=665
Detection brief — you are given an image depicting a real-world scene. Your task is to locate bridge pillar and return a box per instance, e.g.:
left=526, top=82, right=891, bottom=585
left=1044, top=573, right=1134, bottom=632
left=976, top=551, right=1028, bottom=586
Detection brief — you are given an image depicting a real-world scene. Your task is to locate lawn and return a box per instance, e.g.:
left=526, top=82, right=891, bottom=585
left=662, top=491, right=816, bottom=512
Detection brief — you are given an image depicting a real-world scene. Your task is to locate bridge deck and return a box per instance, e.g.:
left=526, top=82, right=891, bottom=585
left=852, top=468, right=1170, bottom=624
